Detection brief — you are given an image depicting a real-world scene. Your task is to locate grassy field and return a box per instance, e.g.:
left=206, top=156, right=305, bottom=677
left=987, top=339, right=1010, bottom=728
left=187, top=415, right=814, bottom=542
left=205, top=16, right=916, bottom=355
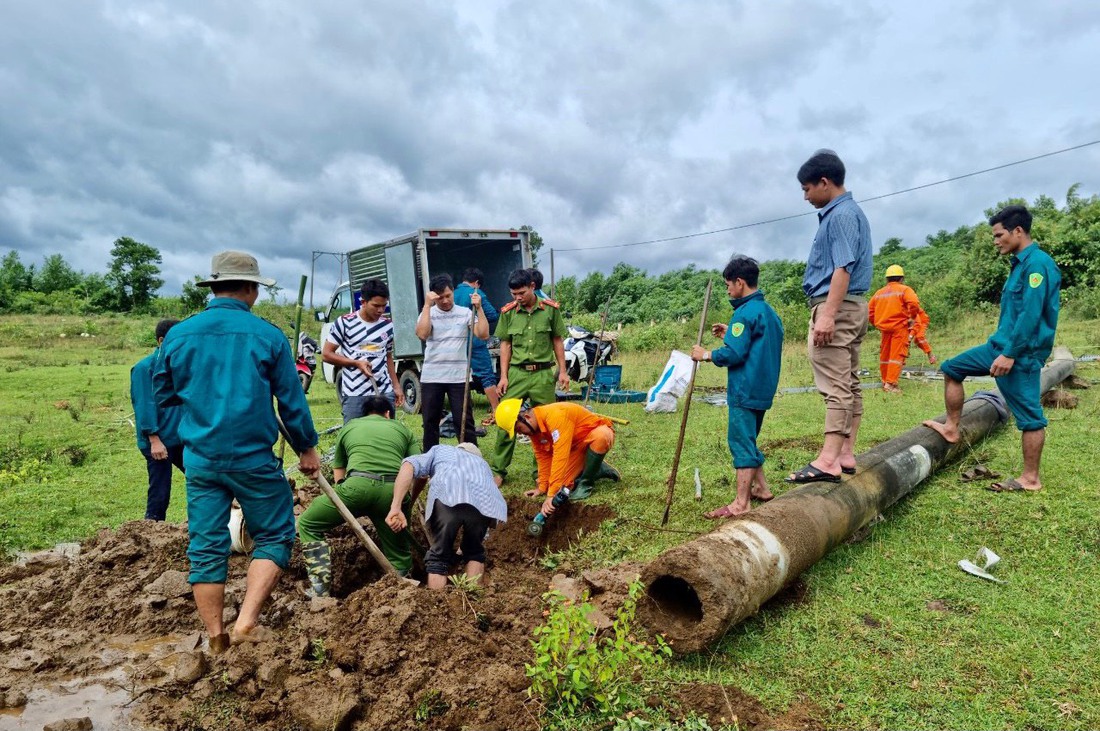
left=1, top=310, right=1098, bottom=729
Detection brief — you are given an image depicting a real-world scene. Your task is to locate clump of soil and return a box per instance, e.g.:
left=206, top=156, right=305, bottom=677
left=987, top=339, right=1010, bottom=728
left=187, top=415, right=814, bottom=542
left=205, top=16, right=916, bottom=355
left=0, top=497, right=795, bottom=730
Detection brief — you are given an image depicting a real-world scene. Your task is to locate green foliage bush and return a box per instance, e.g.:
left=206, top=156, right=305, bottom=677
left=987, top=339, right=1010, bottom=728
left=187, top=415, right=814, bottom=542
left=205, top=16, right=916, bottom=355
left=526, top=579, right=671, bottom=727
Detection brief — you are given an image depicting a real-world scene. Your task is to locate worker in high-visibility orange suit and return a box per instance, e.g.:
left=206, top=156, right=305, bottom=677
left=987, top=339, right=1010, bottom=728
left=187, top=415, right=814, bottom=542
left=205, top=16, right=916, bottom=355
left=868, top=265, right=937, bottom=393
left=494, top=399, right=620, bottom=516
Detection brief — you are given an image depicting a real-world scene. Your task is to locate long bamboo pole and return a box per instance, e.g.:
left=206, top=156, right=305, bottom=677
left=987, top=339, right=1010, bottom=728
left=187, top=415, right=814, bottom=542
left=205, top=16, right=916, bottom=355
left=660, top=279, right=712, bottom=526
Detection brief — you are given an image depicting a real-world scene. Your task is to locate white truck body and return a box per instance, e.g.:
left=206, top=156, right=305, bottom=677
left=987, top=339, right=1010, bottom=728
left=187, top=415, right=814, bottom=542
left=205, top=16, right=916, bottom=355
left=315, top=228, right=533, bottom=412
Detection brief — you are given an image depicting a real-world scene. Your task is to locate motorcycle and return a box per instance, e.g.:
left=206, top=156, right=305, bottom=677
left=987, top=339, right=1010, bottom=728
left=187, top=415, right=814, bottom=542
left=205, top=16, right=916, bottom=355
left=296, top=333, right=319, bottom=393
left=563, top=324, right=615, bottom=383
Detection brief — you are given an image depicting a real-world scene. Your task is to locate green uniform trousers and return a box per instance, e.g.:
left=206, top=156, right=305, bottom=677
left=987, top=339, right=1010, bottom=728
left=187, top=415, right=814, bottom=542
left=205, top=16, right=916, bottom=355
left=296, top=476, right=412, bottom=574
left=490, top=367, right=556, bottom=479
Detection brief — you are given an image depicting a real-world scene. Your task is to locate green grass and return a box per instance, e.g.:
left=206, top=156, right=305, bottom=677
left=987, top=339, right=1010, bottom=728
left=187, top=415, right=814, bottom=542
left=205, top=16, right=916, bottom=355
left=2, top=311, right=1098, bottom=729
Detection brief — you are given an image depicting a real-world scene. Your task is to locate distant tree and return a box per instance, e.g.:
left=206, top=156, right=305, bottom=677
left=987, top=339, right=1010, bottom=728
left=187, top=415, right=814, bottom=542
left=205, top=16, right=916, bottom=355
left=180, top=275, right=209, bottom=312
left=519, top=225, right=544, bottom=266
left=107, top=237, right=163, bottom=311
left=0, top=251, right=32, bottom=293
left=878, top=237, right=904, bottom=258
left=35, top=254, right=82, bottom=294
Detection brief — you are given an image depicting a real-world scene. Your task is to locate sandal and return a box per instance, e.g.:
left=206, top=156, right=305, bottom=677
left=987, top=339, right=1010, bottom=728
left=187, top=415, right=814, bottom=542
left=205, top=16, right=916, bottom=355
left=986, top=479, right=1039, bottom=493
left=481, top=415, right=496, bottom=426
left=961, top=465, right=1001, bottom=483
left=785, top=464, right=841, bottom=484
left=841, top=466, right=857, bottom=475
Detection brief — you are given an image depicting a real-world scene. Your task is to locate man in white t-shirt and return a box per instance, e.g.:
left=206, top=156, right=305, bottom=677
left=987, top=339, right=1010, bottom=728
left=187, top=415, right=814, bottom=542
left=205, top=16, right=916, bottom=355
left=323, top=278, right=405, bottom=423
left=415, top=273, right=489, bottom=450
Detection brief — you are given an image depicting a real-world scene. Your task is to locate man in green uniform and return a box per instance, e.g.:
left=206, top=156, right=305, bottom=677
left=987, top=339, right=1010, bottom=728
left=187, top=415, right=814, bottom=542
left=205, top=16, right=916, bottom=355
left=924, top=205, right=1061, bottom=493
left=297, top=396, right=418, bottom=596
left=490, top=268, right=569, bottom=484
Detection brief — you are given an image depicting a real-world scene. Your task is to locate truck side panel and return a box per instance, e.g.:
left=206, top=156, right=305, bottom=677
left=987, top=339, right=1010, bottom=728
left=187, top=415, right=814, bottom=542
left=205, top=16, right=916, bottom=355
left=384, top=241, right=424, bottom=358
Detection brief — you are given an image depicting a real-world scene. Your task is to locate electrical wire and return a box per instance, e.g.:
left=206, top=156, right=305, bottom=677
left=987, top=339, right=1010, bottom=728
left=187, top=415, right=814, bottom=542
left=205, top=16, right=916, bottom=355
left=551, top=140, right=1100, bottom=252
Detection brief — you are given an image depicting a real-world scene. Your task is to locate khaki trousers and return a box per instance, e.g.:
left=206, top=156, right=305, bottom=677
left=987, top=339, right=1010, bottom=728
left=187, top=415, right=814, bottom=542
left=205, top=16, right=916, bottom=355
left=808, top=299, right=868, bottom=436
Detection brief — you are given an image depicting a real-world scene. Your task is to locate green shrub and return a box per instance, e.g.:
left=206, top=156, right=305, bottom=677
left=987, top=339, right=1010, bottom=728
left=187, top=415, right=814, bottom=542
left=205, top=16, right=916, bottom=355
left=526, top=579, right=671, bottom=727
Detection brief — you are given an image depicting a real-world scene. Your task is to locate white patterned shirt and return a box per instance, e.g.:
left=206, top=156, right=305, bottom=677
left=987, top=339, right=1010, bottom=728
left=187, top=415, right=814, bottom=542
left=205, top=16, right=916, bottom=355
left=420, top=304, right=473, bottom=384
left=326, top=312, right=394, bottom=397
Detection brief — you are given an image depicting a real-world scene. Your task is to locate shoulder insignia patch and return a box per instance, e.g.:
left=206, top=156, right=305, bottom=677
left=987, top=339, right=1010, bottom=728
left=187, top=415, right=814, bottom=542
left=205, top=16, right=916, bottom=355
left=500, top=301, right=519, bottom=313
left=541, top=298, right=560, bottom=308
left=731, top=322, right=746, bottom=337
left=1029, top=273, right=1043, bottom=289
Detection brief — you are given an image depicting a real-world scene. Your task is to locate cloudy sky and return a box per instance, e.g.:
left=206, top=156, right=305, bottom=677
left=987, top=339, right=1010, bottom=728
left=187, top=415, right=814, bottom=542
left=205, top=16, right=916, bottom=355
left=2, top=1, right=1098, bottom=303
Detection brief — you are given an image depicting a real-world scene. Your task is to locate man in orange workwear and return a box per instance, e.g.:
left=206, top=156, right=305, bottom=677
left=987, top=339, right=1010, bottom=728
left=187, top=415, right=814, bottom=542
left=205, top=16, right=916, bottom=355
left=868, top=265, right=937, bottom=393
left=494, top=399, right=620, bottom=516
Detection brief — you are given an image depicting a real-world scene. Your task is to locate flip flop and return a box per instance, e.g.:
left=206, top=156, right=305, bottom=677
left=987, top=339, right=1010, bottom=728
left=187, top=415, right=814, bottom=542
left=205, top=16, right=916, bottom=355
left=986, top=479, right=1039, bottom=493
left=750, top=492, right=774, bottom=502
left=961, top=465, right=1001, bottom=483
left=703, top=505, right=745, bottom=519
left=481, top=415, right=496, bottom=426
left=785, top=464, right=842, bottom=484
left=842, top=466, right=857, bottom=475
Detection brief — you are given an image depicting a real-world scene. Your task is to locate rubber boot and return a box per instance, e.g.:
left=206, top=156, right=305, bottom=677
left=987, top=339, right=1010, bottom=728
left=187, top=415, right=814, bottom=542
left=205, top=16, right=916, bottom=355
left=570, top=448, right=610, bottom=501
left=301, top=540, right=332, bottom=598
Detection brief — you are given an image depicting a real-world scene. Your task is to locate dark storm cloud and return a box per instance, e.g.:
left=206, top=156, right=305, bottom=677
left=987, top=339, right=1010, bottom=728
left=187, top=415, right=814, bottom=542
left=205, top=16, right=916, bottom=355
left=1, top=1, right=1098, bottom=300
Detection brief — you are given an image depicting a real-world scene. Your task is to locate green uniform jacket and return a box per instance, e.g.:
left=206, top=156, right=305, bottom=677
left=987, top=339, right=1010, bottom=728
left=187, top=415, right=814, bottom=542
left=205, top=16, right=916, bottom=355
left=710, top=291, right=784, bottom=411
left=131, top=349, right=183, bottom=450
left=153, top=297, right=319, bottom=472
left=334, top=414, right=418, bottom=474
left=497, top=297, right=567, bottom=365
left=989, top=244, right=1061, bottom=364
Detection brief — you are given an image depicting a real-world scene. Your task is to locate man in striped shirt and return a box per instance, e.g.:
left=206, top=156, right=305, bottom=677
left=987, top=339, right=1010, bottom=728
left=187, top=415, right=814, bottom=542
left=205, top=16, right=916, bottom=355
left=385, top=442, right=507, bottom=590
left=415, top=274, right=489, bottom=450
left=323, top=278, right=404, bottom=423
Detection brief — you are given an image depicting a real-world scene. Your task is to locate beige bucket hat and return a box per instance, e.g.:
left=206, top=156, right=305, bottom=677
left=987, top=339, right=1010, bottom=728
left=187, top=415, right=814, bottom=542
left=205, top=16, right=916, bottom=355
left=197, top=250, right=276, bottom=287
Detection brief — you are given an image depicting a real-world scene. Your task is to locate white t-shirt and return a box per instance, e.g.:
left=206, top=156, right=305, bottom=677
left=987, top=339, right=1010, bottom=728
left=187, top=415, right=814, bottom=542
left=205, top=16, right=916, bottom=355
left=420, top=304, right=473, bottom=384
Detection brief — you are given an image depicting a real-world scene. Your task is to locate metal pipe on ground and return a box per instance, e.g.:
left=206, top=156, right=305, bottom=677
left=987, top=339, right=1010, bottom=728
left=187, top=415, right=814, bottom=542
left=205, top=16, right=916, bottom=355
left=638, top=347, right=1075, bottom=654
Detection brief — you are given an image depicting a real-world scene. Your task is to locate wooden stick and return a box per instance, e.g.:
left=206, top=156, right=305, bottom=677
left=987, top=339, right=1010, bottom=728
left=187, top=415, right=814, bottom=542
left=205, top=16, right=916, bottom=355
left=314, top=472, right=401, bottom=577
left=278, top=274, right=309, bottom=462
left=661, top=278, right=713, bottom=526
left=583, top=291, right=615, bottom=410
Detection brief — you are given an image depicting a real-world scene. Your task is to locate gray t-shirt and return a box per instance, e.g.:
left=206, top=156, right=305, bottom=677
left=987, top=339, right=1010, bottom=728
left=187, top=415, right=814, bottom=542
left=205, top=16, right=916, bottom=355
left=420, top=304, right=473, bottom=383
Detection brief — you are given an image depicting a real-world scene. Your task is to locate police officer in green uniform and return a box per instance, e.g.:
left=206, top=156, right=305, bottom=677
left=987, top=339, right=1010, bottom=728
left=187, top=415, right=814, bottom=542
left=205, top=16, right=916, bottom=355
left=297, top=395, right=419, bottom=596
left=490, top=268, right=569, bottom=483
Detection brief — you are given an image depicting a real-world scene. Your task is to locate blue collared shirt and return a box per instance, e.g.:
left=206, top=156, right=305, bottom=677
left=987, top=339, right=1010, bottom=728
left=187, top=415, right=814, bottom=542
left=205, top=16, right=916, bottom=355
left=802, top=192, right=873, bottom=298
left=989, top=243, right=1061, bottom=363
left=403, top=445, right=508, bottom=523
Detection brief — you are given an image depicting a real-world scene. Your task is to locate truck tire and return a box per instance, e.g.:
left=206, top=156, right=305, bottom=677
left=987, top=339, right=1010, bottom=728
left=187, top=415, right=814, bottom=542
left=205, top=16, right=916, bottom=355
left=398, top=370, right=421, bottom=415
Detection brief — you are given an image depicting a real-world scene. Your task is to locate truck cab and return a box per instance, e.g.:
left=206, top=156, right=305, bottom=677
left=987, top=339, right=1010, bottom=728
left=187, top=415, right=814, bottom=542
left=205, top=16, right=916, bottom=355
left=315, top=228, right=533, bottom=413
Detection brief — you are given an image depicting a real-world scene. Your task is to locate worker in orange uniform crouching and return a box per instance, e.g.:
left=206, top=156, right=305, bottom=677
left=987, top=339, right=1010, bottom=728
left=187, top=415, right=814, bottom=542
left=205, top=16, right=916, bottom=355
left=868, top=265, right=937, bottom=393
left=494, top=399, right=620, bottom=518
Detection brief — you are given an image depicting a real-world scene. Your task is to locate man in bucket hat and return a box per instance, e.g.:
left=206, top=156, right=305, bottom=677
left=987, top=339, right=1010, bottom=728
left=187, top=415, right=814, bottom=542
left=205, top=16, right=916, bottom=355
left=154, top=250, right=320, bottom=653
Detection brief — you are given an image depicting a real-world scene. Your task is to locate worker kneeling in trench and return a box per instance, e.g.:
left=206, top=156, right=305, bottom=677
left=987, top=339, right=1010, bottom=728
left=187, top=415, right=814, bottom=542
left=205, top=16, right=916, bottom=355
left=385, top=442, right=508, bottom=589
left=495, top=399, right=620, bottom=534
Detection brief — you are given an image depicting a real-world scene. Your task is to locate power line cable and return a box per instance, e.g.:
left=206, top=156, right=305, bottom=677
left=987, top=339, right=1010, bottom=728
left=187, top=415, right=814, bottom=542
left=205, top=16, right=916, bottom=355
left=552, top=140, right=1100, bottom=252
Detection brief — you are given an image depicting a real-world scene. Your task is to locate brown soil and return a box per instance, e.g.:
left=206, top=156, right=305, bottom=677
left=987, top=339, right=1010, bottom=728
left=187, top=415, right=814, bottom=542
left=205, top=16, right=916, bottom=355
left=0, top=498, right=798, bottom=730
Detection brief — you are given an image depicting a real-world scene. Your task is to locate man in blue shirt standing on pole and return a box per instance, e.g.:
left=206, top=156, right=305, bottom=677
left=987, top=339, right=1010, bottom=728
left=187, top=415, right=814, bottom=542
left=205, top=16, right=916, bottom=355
left=788, top=149, right=873, bottom=484
left=155, top=251, right=320, bottom=653
left=924, top=205, right=1061, bottom=492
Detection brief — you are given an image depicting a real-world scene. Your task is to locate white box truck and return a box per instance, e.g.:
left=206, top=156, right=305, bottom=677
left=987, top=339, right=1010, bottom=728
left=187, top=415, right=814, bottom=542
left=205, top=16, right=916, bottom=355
left=314, top=228, right=534, bottom=413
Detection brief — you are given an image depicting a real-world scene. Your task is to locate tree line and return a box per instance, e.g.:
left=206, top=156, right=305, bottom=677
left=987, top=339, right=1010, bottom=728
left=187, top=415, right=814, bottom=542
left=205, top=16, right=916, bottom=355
left=552, top=187, right=1100, bottom=335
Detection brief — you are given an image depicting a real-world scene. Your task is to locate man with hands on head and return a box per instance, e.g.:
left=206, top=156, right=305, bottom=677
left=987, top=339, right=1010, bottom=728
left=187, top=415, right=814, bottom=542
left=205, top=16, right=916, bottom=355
left=415, top=273, right=490, bottom=450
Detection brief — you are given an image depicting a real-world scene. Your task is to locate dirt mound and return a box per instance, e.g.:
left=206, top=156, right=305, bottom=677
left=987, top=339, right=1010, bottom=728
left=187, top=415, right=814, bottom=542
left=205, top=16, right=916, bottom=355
left=0, top=499, right=790, bottom=730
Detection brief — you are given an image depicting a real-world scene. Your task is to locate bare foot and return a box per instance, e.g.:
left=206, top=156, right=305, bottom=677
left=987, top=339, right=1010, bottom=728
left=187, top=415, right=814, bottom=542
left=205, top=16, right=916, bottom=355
left=750, top=486, right=774, bottom=501
left=923, top=419, right=960, bottom=444
left=493, top=474, right=504, bottom=487
left=883, top=383, right=902, bottom=394
left=230, top=625, right=275, bottom=646
left=208, top=632, right=230, bottom=655
left=703, top=502, right=750, bottom=519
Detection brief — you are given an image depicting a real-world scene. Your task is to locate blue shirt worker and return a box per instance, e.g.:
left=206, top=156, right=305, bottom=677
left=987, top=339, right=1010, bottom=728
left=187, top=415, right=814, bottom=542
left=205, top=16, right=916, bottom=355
left=386, top=442, right=507, bottom=590
left=692, top=256, right=784, bottom=519
left=924, top=205, right=1061, bottom=493
left=453, top=268, right=501, bottom=424
left=130, top=318, right=185, bottom=521
left=154, top=251, right=320, bottom=654
left=789, top=149, right=873, bottom=485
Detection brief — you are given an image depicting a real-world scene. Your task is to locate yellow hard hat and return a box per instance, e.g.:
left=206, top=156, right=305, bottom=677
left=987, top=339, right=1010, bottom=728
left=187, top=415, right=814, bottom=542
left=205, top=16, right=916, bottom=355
left=495, top=398, right=524, bottom=438
left=885, top=264, right=905, bottom=278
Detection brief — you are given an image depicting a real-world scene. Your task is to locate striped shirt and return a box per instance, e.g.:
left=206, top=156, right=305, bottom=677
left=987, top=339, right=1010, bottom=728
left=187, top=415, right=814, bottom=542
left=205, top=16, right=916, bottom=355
left=403, top=445, right=508, bottom=523
left=802, top=192, right=873, bottom=299
left=326, top=312, right=394, bottom=397
left=420, top=304, right=473, bottom=384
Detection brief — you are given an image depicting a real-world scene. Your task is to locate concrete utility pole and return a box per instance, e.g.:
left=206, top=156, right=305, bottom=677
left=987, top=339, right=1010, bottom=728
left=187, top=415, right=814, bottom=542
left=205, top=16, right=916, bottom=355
left=639, top=348, right=1076, bottom=654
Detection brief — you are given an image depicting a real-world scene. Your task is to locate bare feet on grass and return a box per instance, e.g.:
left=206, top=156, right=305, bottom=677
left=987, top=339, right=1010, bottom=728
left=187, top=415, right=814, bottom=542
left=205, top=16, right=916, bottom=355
left=923, top=419, right=960, bottom=444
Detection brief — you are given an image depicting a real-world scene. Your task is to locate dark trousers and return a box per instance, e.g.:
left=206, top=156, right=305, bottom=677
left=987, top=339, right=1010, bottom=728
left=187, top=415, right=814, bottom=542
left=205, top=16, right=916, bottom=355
left=421, top=381, right=477, bottom=451
left=425, top=501, right=492, bottom=576
left=140, top=443, right=185, bottom=521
